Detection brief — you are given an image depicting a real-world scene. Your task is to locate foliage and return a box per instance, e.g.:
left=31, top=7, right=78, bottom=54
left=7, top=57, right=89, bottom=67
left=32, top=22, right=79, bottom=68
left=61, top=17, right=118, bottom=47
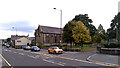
left=104, top=43, right=120, bottom=48
left=101, top=39, right=106, bottom=44
left=72, top=14, right=97, bottom=37
left=62, top=44, right=96, bottom=52
left=72, top=21, right=91, bottom=44
left=107, top=12, right=120, bottom=42
left=106, top=28, right=116, bottom=39
left=63, top=21, right=76, bottom=43
left=92, top=24, right=106, bottom=43
left=92, top=33, right=102, bottom=43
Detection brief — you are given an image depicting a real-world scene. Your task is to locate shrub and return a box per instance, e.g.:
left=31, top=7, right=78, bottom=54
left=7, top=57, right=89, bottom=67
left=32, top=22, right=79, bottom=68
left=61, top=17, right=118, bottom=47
left=104, top=43, right=120, bottom=48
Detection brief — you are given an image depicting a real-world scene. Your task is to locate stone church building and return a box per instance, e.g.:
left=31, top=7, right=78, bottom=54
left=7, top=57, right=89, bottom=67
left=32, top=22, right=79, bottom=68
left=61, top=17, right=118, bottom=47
left=35, top=25, right=69, bottom=46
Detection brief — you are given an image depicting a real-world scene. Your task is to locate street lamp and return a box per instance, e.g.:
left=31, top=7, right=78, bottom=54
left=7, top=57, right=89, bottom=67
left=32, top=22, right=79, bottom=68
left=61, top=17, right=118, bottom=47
left=12, top=26, right=17, bottom=36
left=12, top=26, right=17, bottom=48
left=53, top=8, right=62, bottom=48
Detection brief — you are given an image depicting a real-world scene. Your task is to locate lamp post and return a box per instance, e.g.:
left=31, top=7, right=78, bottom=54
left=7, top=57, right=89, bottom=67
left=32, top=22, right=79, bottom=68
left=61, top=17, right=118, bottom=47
left=12, top=26, right=17, bottom=36
left=53, top=8, right=62, bottom=48
left=12, top=26, right=17, bottom=48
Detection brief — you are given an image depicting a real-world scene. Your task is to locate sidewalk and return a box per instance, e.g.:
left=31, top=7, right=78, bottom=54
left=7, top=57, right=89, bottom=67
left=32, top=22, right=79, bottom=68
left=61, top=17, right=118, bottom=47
left=0, top=57, right=2, bottom=67
left=88, top=53, right=119, bottom=66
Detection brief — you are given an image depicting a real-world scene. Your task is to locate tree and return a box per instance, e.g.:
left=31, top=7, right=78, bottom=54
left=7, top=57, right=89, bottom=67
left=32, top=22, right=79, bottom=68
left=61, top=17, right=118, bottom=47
left=107, top=28, right=116, bottom=40
left=62, top=21, right=76, bottom=44
left=72, top=21, right=91, bottom=46
left=107, top=12, right=120, bottom=42
left=98, top=24, right=106, bottom=39
left=92, top=30, right=102, bottom=43
left=92, top=24, right=106, bottom=43
left=34, top=29, right=37, bottom=46
left=72, top=14, right=97, bottom=37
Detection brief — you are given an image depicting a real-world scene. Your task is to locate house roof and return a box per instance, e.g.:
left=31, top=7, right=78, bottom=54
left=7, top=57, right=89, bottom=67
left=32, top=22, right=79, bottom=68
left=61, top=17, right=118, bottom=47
left=29, top=37, right=35, bottom=41
left=39, top=25, right=62, bottom=34
left=11, top=35, right=28, bottom=40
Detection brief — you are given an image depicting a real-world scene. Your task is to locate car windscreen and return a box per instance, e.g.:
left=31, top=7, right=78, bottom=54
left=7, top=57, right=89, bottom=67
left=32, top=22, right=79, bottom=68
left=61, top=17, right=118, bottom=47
left=32, top=46, right=38, bottom=48
left=53, top=47, right=59, bottom=49
left=26, top=46, right=30, bottom=48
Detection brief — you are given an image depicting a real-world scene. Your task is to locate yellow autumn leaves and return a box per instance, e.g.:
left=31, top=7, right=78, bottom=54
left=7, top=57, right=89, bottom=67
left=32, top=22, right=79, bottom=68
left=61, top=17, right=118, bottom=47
left=72, top=21, right=91, bottom=43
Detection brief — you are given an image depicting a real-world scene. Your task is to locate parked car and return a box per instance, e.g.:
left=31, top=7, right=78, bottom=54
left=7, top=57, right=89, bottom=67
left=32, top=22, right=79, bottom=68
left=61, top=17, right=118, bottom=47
left=6, top=43, right=10, bottom=48
left=2, top=43, right=5, bottom=46
left=23, top=46, right=31, bottom=50
left=4, top=43, right=7, bottom=46
left=21, top=45, right=26, bottom=49
left=48, top=46, right=63, bottom=54
left=31, top=46, right=40, bottom=51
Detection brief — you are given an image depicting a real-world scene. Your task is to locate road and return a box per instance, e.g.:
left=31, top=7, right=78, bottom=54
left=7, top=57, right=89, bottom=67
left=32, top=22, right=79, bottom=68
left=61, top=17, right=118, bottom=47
left=88, top=53, right=119, bottom=65
left=1, top=45, right=119, bottom=68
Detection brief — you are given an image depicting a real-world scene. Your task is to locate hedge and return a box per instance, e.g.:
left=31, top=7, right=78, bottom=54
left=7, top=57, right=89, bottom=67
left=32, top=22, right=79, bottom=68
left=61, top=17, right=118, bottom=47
left=104, top=43, right=120, bottom=48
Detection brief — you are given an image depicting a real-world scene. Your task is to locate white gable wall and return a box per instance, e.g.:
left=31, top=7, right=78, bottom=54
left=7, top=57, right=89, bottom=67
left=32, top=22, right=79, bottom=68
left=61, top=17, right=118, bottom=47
left=15, top=37, right=31, bottom=46
left=0, top=40, right=2, bottom=45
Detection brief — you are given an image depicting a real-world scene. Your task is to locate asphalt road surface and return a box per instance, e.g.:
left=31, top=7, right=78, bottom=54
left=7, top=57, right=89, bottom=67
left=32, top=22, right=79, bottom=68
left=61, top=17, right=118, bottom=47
left=1, top=45, right=119, bottom=68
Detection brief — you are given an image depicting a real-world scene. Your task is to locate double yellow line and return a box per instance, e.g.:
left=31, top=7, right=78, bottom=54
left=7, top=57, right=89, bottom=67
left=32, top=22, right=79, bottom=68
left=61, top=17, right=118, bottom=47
left=0, top=54, right=12, bottom=67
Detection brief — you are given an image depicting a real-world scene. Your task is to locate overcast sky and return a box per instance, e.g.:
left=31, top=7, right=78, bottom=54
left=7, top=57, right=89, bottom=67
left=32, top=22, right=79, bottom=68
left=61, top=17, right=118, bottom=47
left=0, top=0, right=119, bottom=39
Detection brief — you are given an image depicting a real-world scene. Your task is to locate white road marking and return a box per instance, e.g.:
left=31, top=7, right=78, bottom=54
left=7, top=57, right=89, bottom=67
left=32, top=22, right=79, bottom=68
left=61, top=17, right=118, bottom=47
left=87, top=54, right=96, bottom=60
left=43, top=59, right=64, bottom=66
left=14, top=52, right=17, bottom=53
left=18, top=53, right=25, bottom=56
left=35, top=55, right=40, bottom=58
left=8, top=50, right=11, bottom=52
left=4, top=49, right=8, bottom=52
left=0, top=57, right=2, bottom=62
left=27, top=55, right=36, bottom=59
left=45, top=57, right=49, bottom=58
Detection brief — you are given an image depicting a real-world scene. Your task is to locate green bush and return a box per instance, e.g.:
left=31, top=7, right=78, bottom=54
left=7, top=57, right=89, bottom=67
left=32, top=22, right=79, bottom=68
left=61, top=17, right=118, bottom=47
left=38, top=45, right=50, bottom=49
left=104, top=43, right=120, bottom=48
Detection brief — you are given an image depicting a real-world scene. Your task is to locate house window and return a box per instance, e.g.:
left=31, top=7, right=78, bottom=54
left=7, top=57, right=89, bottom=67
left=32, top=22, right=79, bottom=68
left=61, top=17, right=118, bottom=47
left=55, top=36, right=57, bottom=43
left=46, top=36, right=49, bottom=43
left=38, top=34, right=40, bottom=37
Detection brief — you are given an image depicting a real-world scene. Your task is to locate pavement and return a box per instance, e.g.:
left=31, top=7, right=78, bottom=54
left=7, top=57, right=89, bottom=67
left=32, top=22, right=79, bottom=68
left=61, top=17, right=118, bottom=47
left=0, top=45, right=2, bottom=68
left=86, top=53, right=120, bottom=66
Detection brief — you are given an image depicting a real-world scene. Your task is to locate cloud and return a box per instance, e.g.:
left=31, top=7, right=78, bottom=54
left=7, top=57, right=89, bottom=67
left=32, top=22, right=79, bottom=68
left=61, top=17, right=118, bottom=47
left=0, top=21, right=36, bottom=33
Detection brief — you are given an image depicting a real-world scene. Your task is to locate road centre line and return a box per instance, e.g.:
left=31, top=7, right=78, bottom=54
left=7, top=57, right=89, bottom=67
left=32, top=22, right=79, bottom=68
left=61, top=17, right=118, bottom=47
left=43, top=59, right=64, bottom=66
left=0, top=54, right=11, bottom=67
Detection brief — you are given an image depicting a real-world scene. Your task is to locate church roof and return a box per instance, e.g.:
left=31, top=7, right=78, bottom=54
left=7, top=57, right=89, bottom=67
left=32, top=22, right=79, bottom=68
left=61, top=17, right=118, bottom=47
left=39, top=25, right=62, bottom=34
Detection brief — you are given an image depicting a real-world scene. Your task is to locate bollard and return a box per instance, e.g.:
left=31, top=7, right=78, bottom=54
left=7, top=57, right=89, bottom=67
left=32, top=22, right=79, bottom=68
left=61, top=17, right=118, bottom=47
left=9, top=47, right=11, bottom=50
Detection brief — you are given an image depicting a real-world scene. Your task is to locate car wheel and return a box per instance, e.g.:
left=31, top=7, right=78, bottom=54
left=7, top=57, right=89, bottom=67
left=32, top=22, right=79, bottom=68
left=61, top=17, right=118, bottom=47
left=54, top=51, right=56, bottom=54
left=48, top=50, right=51, bottom=54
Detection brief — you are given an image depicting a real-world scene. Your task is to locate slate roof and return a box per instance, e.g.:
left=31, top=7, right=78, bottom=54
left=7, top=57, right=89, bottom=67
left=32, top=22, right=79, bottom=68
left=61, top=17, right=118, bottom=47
left=29, top=37, right=35, bottom=41
left=39, top=25, right=62, bottom=34
left=11, top=35, right=28, bottom=40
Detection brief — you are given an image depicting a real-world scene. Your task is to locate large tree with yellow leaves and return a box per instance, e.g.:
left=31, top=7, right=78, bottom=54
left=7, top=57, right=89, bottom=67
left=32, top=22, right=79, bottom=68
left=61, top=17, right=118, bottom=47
left=72, top=21, right=91, bottom=46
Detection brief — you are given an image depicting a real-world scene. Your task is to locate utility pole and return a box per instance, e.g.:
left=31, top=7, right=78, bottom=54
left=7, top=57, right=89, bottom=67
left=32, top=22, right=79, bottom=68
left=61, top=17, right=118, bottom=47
left=53, top=8, right=62, bottom=48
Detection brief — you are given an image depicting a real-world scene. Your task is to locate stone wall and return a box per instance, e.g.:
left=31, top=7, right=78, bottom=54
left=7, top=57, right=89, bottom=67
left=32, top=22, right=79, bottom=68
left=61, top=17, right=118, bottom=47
left=97, top=48, right=120, bottom=55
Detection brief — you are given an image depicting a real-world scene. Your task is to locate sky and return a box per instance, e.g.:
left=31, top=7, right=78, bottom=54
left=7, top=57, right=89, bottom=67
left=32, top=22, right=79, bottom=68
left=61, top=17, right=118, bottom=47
left=0, top=0, right=119, bottom=39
